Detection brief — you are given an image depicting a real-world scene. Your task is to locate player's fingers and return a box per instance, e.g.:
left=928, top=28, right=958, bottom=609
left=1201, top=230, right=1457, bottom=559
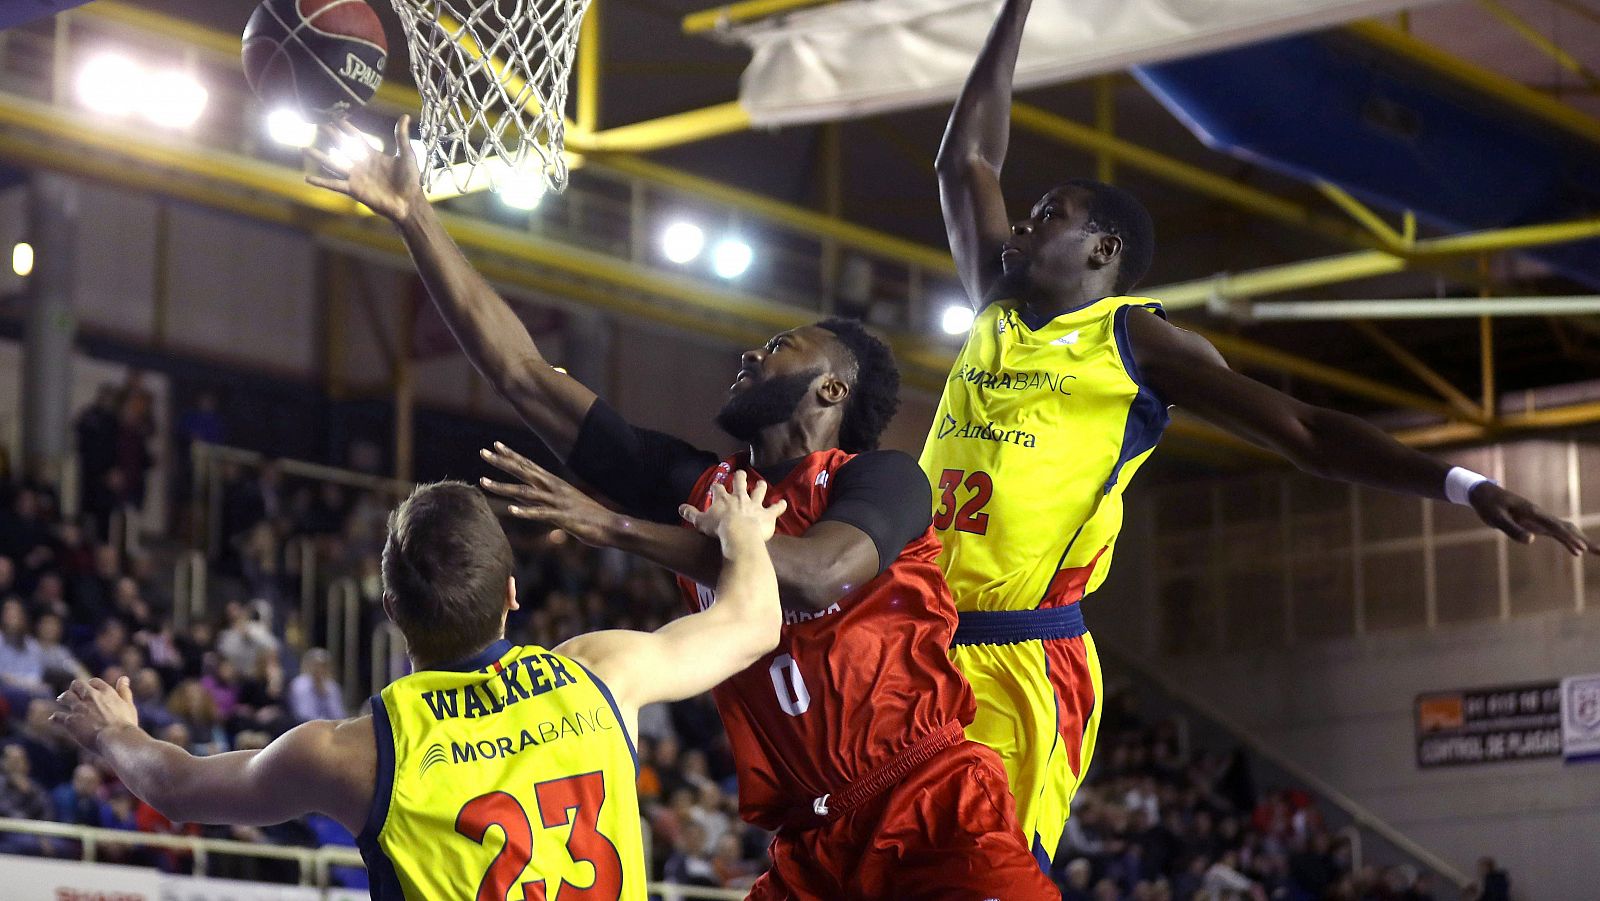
left=480, top=446, right=545, bottom=485
left=728, top=470, right=748, bottom=495
left=304, top=175, right=352, bottom=194
left=117, top=676, right=134, bottom=704
left=393, top=116, right=412, bottom=158
left=490, top=441, right=542, bottom=478
left=304, top=146, right=345, bottom=172
left=679, top=504, right=701, bottom=527
left=479, top=478, right=543, bottom=504
left=747, top=479, right=768, bottom=505
left=69, top=680, right=89, bottom=699
left=88, top=678, right=112, bottom=695
left=768, top=498, right=788, bottom=518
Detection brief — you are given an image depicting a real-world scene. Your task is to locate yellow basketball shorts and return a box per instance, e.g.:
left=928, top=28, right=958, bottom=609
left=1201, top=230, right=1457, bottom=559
left=949, top=604, right=1103, bottom=868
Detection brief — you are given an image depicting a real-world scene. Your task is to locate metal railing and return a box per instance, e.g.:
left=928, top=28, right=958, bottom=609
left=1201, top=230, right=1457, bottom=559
left=171, top=549, right=207, bottom=631
left=325, top=578, right=363, bottom=710
left=370, top=621, right=408, bottom=693
left=0, top=817, right=745, bottom=899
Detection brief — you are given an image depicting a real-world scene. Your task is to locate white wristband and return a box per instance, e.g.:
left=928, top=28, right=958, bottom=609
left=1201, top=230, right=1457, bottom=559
left=1445, top=466, right=1494, bottom=506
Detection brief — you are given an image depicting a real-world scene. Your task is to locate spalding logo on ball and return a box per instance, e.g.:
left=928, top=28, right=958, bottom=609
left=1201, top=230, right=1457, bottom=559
left=242, top=0, right=388, bottom=117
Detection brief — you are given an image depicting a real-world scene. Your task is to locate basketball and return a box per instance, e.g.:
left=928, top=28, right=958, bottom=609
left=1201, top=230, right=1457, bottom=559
left=242, top=0, right=387, bottom=117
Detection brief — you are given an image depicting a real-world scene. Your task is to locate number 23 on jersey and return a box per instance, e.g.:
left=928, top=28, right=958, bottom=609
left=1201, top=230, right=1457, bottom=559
left=456, top=771, right=624, bottom=901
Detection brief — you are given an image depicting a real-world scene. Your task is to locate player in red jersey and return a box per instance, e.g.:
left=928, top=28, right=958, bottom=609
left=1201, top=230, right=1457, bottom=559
left=310, top=120, right=1057, bottom=900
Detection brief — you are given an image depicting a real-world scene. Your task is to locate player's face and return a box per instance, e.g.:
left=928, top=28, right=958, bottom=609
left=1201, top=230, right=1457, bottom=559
left=716, top=327, right=834, bottom=443
left=728, top=326, right=833, bottom=396
left=1002, top=187, right=1115, bottom=295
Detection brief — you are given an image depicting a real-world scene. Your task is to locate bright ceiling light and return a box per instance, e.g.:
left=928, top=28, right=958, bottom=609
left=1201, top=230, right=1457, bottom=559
left=266, top=108, right=316, bottom=148
left=496, top=172, right=546, bottom=211
left=712, top=238, right=753, bottom=279
left=141, top=70, right=208, bottom=129
left=329, top=129, right=384, bottom=169
left=941, top=303, right=975, bottom=335
left=12, top=243, right=33, bottom=278
left=661, top=222, right=705, bottom=264
left=76, top=53, right=142, bottom=116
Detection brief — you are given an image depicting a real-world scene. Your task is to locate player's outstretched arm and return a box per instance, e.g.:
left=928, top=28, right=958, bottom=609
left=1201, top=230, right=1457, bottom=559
left=936, top=0, right=1034, bottom=308
left=480, top=442, right=895, bottom=611
left=305, top=116, right=596, bottom=459
left=1128, top=309, right=1598, bottom=555
left=51, top=677, right=372, bottom=833
left=557, top=472, right=785, bottom=709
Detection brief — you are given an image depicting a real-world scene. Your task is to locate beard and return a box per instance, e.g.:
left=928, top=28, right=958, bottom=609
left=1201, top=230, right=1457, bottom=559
left=715, top=370, right=820, bottom=445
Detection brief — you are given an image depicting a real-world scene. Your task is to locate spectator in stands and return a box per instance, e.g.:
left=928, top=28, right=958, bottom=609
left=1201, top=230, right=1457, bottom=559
left=78, top=619, right=128, bottom=677
left=216, top=600, right=278, bottom=674
left=0, top=744, right=53, bottom=855
left=0, top=598, right=46, bottom=705
left=0, top=555, right=15, bottom=598
left=9, top=698, right=74, bottom=787
left=1062, top=857, right=1094, bottom=901
left=662, top=820, right=718, bottom=887
left=75, top=386, right=122, bottom=537
left=35, top=613, right=86, bottom=684
left=166, top=680, right=228, bottom=755
left=1469, top=857, right=1510, bottom=901
left=52, top=763, right=108, bottom=828
left=287, top=648, right=345, bottom=723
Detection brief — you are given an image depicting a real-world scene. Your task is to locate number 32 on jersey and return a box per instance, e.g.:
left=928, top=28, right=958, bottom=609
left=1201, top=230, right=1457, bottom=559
left=933, top=469, right=993, bottom=535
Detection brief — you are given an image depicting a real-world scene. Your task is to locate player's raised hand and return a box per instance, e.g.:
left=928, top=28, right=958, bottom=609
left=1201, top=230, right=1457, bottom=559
left=680, top=471, right=786, bottom=547
left=1469, top=482, right=1598, bottom=556
left=305, top=115, right=424, bottom=223
left=479, top=441, right=615, bottom=546
left=51, top=676, right=138, bottom=752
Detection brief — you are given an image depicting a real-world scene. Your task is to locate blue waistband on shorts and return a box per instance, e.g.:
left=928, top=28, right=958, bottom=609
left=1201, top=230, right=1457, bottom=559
left=951, top=605, right=1087, bottom=647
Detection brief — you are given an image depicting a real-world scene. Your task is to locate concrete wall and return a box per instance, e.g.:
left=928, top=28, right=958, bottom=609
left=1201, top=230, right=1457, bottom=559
left=1091, top=465, right=1600, bottom=900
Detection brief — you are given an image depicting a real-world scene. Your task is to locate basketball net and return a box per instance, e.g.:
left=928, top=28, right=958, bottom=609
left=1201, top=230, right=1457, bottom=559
left=390, top=0, right=593, bottom=196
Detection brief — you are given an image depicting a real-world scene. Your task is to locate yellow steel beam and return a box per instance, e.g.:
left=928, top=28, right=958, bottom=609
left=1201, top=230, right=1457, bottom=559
left=1348, top=21, right=1600, bottom=148
left=1350, top=321, right=1488, bottom=423
left=1151, top=215, right=1600, bottom=308
left=573, top=102, right=751, bottom=153
left=1475, top=0, right=1600, bottom=90
left=577, top=0, right=602, bottom=132
left=599, top=154, right=960, bottom=274
left=1196, top=330, right=1463, bottom=420
left=1315, top=181, right=1405, bottom=247
left=683, top=0, right=836, bottom=34
left=1010, top=103, right=1371, bottom=249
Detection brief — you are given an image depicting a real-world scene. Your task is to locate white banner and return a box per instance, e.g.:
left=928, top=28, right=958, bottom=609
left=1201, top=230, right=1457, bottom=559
left=728, top=0, right=1450, bottom=126
left=0, top=855, right=350, bottom=901
left=1562, top=672, right=1600, bottom=763
left=1, top=853, right=163, bottom=901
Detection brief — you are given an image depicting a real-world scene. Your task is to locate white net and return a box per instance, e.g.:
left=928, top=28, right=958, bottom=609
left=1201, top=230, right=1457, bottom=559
left=390, top=0, right=594, bottom=196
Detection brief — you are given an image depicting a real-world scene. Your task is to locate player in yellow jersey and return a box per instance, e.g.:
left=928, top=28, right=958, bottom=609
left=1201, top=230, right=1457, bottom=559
left=52, top=473, right=786, bottom=901
left=928, top=0, right=1600, bottom=872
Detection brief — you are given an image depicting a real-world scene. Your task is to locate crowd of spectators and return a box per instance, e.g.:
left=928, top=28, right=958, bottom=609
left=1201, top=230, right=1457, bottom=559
left=0, top=387, right=1509, bottom=900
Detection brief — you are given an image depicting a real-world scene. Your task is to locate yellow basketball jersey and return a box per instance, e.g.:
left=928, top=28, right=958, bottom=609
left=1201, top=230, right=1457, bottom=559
left=918, top=297, right=1169, bottom=612
left=358, top=639, right=645, bottom=901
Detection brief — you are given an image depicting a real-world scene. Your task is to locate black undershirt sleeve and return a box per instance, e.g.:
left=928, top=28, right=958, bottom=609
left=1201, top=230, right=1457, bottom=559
left=565, top=399, right=720, bottom=524
left=818, top=450, right=934, bottom=574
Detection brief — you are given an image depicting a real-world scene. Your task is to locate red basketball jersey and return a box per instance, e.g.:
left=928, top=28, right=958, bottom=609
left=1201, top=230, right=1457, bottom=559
left=677, top=449, right=976, bottom=831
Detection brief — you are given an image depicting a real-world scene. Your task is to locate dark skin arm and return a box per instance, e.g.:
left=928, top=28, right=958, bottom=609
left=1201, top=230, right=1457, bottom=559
left=479, top=443, right=880, bottom=611
left=306, top=117, right=596, bottom=459
left=1129, top=309, right=1597, bottom=554
left=936, top=0, right=1033, bottom=308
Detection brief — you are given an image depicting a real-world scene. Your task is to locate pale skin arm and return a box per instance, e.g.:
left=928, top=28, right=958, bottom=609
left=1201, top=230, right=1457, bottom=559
left=1128, top=309, right=1598, bottom=554
left=555, top=472, right=786, bottom=716
left=306, top=117, right=597, bottom=458
left=51, top=678, right=373, bottom=834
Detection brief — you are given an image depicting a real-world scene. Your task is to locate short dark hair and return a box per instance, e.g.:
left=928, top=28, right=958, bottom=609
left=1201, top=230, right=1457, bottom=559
left=1061, top=179, right=1155, bottom=294
left=381, top=482, right=513, bottom=664
left=815, top=317, right=900, bottom=454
